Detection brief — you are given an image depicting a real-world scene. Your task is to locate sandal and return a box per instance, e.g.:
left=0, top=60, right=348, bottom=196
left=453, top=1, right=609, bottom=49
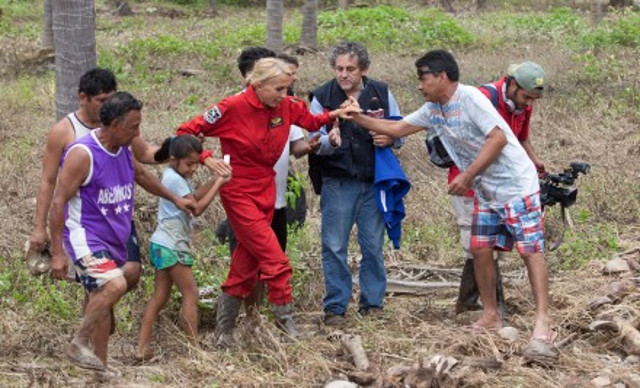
left=523, top=332, right=558, bottom=365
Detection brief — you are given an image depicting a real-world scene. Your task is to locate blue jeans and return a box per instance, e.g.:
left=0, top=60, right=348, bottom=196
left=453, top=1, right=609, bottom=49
left=321, top=177, right=386, bottom=315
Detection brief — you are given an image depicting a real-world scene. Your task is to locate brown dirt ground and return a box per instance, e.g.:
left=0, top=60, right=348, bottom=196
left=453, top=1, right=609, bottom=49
left=1, top=3, right=640, bottom=387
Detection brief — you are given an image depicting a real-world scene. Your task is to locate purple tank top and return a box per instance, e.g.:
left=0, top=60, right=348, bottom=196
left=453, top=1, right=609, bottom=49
left=63, top=131, right=134, bottom=266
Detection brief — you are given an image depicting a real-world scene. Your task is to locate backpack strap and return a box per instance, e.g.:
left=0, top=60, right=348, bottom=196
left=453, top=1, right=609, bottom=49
left=479, top=84, right=499, bottom=109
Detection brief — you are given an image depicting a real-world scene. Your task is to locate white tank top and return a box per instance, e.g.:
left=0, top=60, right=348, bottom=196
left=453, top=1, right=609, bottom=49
left=66, top=112, right=96, bottom=140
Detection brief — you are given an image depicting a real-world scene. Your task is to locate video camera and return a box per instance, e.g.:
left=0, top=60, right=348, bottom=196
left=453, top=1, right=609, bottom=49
left=540, top=162, right=590, bottom=208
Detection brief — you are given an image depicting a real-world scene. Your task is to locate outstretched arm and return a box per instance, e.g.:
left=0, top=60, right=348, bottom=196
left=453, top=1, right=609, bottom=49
left=190, top=175, right=230, bottom=216
left=351, top=111, right=424, bottom=138
left=49, top=147, right=90, bottom=279
left=130, top=135, right=160, bottom=165
left=133, top=160, right=195, bottom=214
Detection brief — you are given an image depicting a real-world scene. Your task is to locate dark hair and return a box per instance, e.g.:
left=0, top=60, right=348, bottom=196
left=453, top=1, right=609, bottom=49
left=154, top=135, right=202, bottom=162
left=237, top=47, right=277, bottom=78
left=415, top=50, right=459, bottom=82
left=99, top=91, right=143, bottom=127
left=78, top=68, right=117, bottom=98
left=329, top=41, right=370, bottom=71
left=277, top=53, right=299, bottom=67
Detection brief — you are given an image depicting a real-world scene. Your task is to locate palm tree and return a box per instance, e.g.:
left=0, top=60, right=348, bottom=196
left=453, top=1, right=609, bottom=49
left=52, top=0, right=97, bottom=120
left=265, top=0, right=284, bottom=52
left=300, top=0, right=317, bottom=50
left=41, top=0, right=53, bottom=48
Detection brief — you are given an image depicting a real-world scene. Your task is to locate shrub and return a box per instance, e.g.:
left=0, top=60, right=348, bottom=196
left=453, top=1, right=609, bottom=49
left=577, top=12, right=640, bottom=49
left=317, top=5, right=474, bottom=51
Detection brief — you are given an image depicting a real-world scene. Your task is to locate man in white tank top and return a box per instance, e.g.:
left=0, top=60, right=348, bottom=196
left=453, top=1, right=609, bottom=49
left=28, top=68, right=194, bottom=292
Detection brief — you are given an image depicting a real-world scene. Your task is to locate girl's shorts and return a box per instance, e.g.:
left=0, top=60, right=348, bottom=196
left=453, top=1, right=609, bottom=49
left=149, top=242, right=194, bottom=270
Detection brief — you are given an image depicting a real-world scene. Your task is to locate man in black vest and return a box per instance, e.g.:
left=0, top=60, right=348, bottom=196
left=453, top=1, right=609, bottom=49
left=309, top=41, right=403, bottom=325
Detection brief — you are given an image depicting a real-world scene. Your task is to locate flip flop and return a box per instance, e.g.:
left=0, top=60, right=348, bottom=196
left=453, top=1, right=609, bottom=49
left=523, top=332, right=559, bottom=365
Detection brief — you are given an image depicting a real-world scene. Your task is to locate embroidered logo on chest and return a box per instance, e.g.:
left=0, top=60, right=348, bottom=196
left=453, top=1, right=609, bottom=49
left=269, top=116, right=283, bottom=128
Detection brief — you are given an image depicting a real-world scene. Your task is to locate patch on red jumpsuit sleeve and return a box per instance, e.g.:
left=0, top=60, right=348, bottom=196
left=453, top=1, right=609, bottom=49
left=203, top=105, right=222, bottom=124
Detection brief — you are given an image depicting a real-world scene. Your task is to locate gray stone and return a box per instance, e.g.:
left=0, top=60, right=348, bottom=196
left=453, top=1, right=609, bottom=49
left=498, top=326, right=519, bottom=342
left=603, top=258, right=631, bottom=275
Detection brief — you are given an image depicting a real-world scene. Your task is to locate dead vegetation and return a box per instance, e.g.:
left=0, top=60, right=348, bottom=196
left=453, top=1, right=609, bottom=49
left=1, top=1, right=640, bottom=387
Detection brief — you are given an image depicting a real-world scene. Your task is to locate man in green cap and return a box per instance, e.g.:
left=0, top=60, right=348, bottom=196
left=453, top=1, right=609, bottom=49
left=451, top=61, right=547, bottom=316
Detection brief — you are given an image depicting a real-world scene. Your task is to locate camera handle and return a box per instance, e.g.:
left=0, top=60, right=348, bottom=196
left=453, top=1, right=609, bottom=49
left=548, top=204, right=572, bottom=252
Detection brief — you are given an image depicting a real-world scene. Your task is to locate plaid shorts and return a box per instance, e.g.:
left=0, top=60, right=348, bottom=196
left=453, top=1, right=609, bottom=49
left=471, top=192, right=544, bottom=254
left=74, top=251, right=124, bottom=292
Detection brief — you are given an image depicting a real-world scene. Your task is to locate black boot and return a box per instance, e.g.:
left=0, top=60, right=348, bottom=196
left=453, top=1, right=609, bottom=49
left=495, top=259, right=506, bottom=319
left=456, top=259, right=482, bottom=314
left=271, top=303, right=299, bottom=339
left=456, top=258, right=506, bottom=316
left=214, top=292, right=242, bottom=348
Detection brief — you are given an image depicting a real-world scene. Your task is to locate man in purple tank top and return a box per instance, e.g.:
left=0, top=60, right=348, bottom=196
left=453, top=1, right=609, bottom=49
left=49, top=92, right=165, bottom=371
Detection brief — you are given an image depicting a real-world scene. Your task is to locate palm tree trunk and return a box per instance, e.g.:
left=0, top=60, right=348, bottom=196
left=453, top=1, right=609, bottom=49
left=265, top=0, right=283, bottom=52
left=42, top=0, right=54, bottom=48
left=52, top=0, right=97, bottom=120
left=300, top=0, right=317, bottom=50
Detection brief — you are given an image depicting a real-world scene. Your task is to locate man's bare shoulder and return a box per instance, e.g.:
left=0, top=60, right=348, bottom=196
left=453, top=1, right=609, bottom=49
left=47, top=115, right=76, bottom=147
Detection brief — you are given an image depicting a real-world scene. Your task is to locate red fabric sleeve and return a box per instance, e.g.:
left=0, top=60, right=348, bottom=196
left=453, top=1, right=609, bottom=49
left=288, top=97, right=332, bottom=132
left=199, top=149, right=213, bottom=164
left=177, top=99, right=231, bottom=138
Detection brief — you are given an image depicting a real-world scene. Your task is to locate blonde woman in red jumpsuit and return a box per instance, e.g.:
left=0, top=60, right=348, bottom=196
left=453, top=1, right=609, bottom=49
left=177, top=58, right=355, bottom=347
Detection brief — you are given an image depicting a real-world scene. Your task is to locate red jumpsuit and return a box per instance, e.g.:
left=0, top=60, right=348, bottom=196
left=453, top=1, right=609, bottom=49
left=177, top=86, right=331, bottom=305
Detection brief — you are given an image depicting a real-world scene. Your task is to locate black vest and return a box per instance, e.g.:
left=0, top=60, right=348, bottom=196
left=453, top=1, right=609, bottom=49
left=309, top=77, right=390, bottom=190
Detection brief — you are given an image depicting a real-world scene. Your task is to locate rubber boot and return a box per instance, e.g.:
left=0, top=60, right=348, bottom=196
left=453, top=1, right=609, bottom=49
left=456, top=258, right=506, bottom=317
left=271, top=303, right=299, bottom=339
left=214, top=292, right=242, bottom=349
left=455, top=259, right=482, bottom=314
left=495, top=259, right=506, bottom=320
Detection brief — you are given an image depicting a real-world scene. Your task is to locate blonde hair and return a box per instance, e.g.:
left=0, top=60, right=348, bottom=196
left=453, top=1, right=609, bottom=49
left=246, top=58, right=291, bottom=86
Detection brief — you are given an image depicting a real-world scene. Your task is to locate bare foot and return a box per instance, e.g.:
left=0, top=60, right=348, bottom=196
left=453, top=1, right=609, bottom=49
left=67, top=340, right=105, bottom=370
left=135, top=345, right=155, bottom=361
left=466, top=311, right=502, bottom=333
left=530, top=317, right=553, bottom=342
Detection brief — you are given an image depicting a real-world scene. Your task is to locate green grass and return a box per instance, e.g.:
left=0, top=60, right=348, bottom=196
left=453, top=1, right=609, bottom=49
left=554, top=223, right=620, bottom=269
left=0, top=258, right=80, bottom=324
left=317, top=6, right=474, bottom=51
left=0, top=0, right=41, bottom=38
left=575, top=11, right=640, bottom=49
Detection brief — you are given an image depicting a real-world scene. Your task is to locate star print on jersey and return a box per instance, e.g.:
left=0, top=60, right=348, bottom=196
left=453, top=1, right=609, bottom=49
left=123, top=203, right=130, bottom=212
left=100, top=207, right=108, bottom=216
left=115, top=205, right=122, bottom=215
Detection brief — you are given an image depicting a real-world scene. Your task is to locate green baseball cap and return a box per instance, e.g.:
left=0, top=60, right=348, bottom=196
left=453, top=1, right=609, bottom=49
left=507, top=61, right=545, bottom=95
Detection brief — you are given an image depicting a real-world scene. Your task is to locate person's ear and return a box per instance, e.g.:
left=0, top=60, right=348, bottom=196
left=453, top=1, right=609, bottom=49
left=79, top=92, right=89, bottom=105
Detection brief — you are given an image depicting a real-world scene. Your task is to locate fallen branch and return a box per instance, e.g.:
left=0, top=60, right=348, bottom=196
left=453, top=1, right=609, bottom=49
left=386, top=279, right=459, bottom=295
left=352, top=277, right=458, bottom=295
